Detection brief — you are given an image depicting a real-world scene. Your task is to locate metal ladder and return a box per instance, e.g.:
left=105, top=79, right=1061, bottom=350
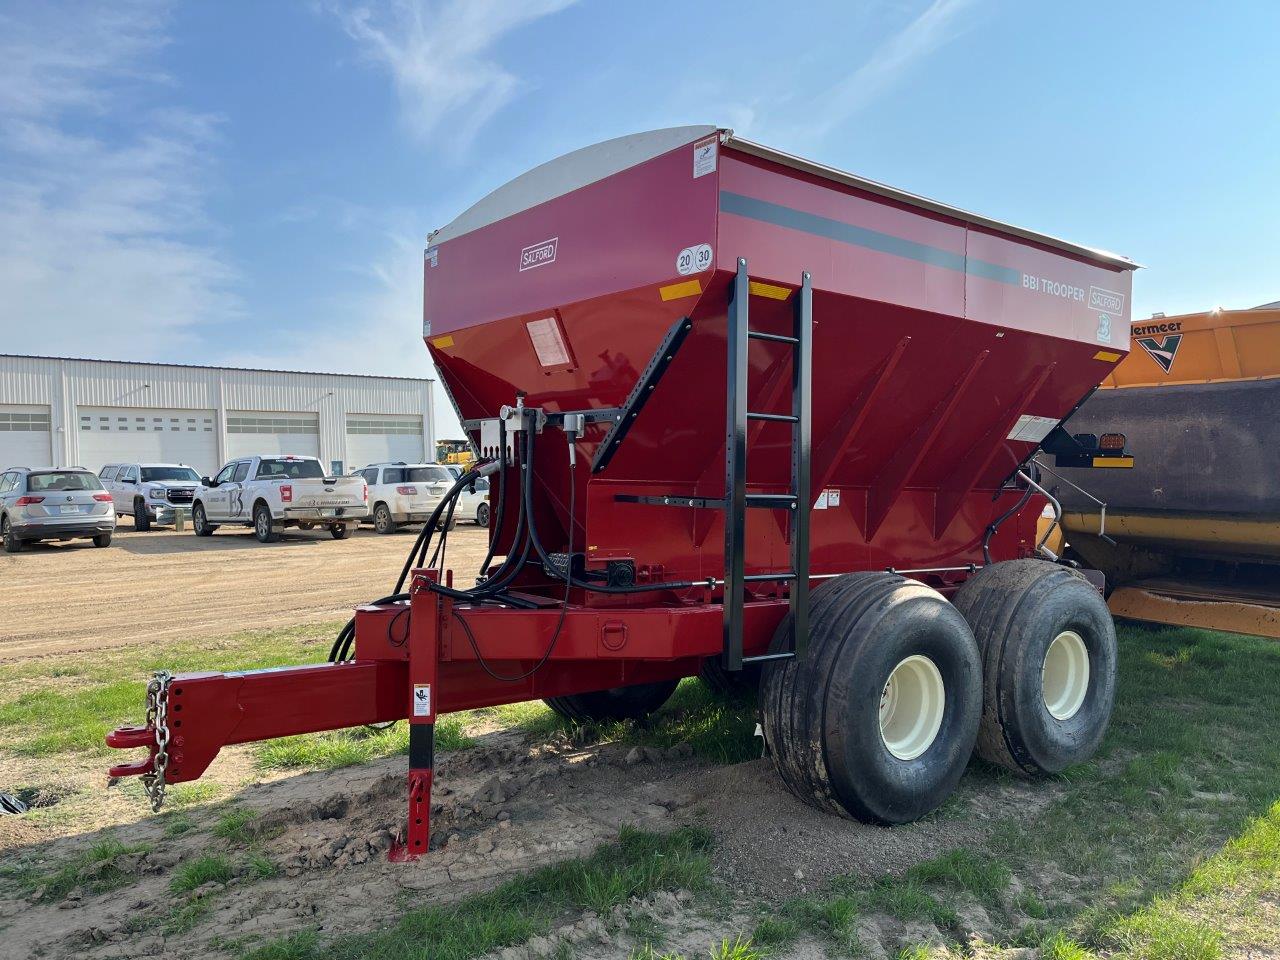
left=722, top=258, right=813, bottom=671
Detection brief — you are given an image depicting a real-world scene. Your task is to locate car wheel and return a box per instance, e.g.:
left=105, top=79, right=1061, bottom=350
left=373, top=503, right=396, bottom=535
left=192, top=503, right=216, bottom=537
left=92, top=533, right=112, bottom=548
left=253, top=503, right=279, bottom=543
left=330, top=523, right=351, bottom=540
left=2, top=516, right=23, bottom=553
left=298, top=522, right=315, bottom=531
left=476, top=502, right=490, bottom=527
left=133, top=498, right=151, bottom=532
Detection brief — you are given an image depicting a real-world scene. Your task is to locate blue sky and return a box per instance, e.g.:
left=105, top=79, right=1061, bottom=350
left=2, top=1, right=1278, bottom=438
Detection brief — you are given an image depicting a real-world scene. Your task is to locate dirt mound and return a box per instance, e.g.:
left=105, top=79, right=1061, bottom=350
left=1, top=723, right=1056, bottom=959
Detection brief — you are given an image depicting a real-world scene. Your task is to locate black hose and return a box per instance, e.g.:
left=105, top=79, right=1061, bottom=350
left=982, top=467, right=1039, bottom=565
left=519, top=425, right=706, bottom=595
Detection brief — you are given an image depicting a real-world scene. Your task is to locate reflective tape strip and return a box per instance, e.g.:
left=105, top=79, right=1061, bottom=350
left=749, top=281, right=791, bottom=300
left=1093, top=350, right=1122, bottom=362
left=431, top=335, right=455, bottom=348
left=659, top=279, right=702, bottom=301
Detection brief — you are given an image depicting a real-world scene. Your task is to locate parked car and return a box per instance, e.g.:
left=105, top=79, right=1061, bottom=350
left=98, top=462, right=202, bottom=531
left=0, top=466, right=116, bottom=552
left=191, top=455, right=368, bottom=543
left=358, top=462, right=489, bottom=533
left=358, top=462, right=452, bottom=534
left=436, top=463, right=492, bottom=522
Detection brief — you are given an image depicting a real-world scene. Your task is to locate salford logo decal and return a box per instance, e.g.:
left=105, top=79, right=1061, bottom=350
left=1135, top=333, right=1183, bottom=374
left=519, top=237, right=558, bottom=272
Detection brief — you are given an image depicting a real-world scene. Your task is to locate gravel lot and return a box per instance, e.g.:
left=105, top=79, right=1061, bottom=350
left=0, top=521, right=491, bottom=662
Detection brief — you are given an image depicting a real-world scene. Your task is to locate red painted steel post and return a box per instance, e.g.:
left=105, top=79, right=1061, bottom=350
left=390, top=572, right=442, bottom=862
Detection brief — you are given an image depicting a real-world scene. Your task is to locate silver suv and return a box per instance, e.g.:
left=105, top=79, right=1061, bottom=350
left=0, top=467, right=117, bottom=553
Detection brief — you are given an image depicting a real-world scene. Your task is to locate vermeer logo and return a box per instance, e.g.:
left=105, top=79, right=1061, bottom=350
left=1089, top=286, right=1125, bottom=314
left=1135, top=334, right=1183, bottom=374
left=519, top=237, right=558, bottom=272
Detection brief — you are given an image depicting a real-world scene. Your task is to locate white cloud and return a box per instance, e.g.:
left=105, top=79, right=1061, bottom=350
left=0, top=1, right=239, bottom=357
left=327, top=0, right=579, bottom=153
left=792, top=0, right=979, bottom=142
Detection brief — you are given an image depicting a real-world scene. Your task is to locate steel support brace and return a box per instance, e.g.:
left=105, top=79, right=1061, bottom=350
left=722, top=259, right=750, bottom=671
left=790, top=273, right=813, bottom=657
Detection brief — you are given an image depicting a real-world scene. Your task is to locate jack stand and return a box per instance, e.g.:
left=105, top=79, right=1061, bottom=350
left=388, top=572, right=442, bottom=862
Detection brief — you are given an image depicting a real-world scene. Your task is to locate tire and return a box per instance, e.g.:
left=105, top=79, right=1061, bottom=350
left=92, top=533, right=112, bottom=548
left=298, top=522, right=315, bottom=531
left=760, top=572, right=982, bottom=825
left=373, top=503, right=396, bottom=535
left=699, top=657, right=762, bottom=698
left=133, top=498, right=151, bottom=532
left=253, top=502, right=279, bottom=543
left=951, top=558, right=1117, bottom=777
left=330, top=523, right=351, bottom=540
left=475, top=502, right=490, bottom=527
left=192, top=503, right=217, bottom=536
left=2, top=516, right=23, bottom=553
left=545, top=680, right=680, bottom=724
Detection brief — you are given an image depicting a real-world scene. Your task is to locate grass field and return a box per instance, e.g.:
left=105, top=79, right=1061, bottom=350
left=2, top=620, right=1277, bottom=960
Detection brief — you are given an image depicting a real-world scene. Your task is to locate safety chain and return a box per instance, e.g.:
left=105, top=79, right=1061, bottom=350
left=140, top=670, right=173, bottom=812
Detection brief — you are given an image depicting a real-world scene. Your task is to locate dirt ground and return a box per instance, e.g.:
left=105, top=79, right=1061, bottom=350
left=1, top=720, right=1054, bottom=960
left=0, top=521, right=491, bottom=662
left=0, top=519, right=1060, bottom=960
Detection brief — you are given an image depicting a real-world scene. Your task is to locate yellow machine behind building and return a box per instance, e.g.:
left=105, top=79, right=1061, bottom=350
left=1049, top=303, right=1280, bottom=638
left=435, top=438, right=476, bottom=470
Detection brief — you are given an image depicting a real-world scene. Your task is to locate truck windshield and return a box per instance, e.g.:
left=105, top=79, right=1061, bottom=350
left=141, top=467, right=201, bottom=483
left=27, top=471, right=102, bottom=492
left=257, top=459, right=325, bottom=480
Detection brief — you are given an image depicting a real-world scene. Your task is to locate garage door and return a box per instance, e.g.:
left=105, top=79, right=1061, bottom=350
left=226, top=412, right=320, bottom=460
left=345, top=414, right=425, bottom=470
left=77, top=407, right=219, bottom=475
left=0, top=405, right=53, bottom=470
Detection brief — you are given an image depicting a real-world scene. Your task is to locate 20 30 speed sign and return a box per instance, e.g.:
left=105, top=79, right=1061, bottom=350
left=676, top=243, right=713, bottom=276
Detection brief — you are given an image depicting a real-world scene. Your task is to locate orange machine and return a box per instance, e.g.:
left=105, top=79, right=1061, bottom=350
left=1051, top=303, right=1280, bottom=638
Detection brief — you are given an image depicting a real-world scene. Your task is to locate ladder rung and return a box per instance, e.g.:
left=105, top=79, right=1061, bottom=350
left=744, top=571, right=796, bottom=583
left=746, top=494, right=796, bottom=509
left=747, top=412, right=799, bottom=423
left=742, top=652, right=796, bottom=664
left=747, top=330, right=798, bottom=345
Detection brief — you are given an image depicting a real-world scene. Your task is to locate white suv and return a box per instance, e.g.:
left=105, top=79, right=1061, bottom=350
left=358, top=462, right=489, bottom=534
left=99, top=463, right=202, bottom=531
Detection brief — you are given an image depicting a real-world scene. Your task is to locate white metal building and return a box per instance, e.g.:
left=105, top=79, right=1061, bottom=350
left=0, top=355, right=436, bottom=478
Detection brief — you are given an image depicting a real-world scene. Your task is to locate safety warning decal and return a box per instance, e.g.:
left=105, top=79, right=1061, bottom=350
left=413, top=684, right=432, bottom=717
left=813, top=489, right=842, bottom=510
left=693, top=136, right=717, bottom=178
left=1007, top=414, right=1058, bottom=443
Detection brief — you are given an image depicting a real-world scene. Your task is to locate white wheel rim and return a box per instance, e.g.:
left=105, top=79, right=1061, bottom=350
left=1042, top=630, right=1090, bottom=721
left=879, top=655, right=946, bottom=761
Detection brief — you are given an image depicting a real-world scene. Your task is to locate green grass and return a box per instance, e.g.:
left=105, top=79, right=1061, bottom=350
left=904, top=849, right=1011, bottom=903
left=255, top=715, right=472, bottom=771
left=243, top=826, right=713, bottom=960
left=171, top=853, right=236, bottom=893
left=520, top=678, right=760, bottom=765
left=20, top=836, right=148, bottom=901
left=0, top=623, right=337, bottom=757
left=214, top=807, right=259, bottom=843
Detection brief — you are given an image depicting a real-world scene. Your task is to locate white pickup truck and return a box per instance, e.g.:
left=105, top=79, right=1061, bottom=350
left=191, top=455, right=368, bottom=543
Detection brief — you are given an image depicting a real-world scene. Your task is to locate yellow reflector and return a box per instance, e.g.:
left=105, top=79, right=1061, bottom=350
left=748, top=281, right=791, bottom=300
left=1093, top=350, right=1122, bottom=362
left=660, top=279, right=702, bottom=301
left=430, top=335, right=455, bottom=348
left=1092, top=455, right=1134, bottom=468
